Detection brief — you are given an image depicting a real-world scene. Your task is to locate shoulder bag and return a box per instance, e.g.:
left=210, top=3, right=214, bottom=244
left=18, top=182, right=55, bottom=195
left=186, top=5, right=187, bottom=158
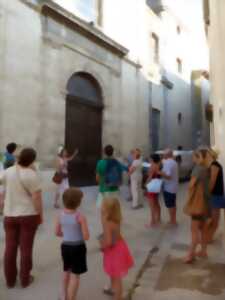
left=183, top=181, right=208, bottom=216
left=146, top=178, right=163, bottom=194
left=16, top=166, right=32, bottom=197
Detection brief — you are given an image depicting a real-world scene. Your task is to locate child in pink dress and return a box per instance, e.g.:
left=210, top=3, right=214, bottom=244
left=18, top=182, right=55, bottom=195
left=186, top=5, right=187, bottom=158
left=100, top=197, right=134, bottom=300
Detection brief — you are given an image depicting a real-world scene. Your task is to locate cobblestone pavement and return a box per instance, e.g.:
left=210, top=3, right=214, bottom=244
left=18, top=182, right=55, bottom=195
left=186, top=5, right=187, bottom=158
left=0, top=171, right=225, bottom=300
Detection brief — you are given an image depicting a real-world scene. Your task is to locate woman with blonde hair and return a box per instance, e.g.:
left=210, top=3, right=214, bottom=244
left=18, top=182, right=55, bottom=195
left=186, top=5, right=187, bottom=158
left=184, top=149, right=211, bottom=263
left=206, top=148, right=224, bottom=243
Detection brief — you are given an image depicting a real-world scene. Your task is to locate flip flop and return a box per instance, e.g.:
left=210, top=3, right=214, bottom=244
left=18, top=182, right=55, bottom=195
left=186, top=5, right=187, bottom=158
left=183, top=255, right=195, bottom=264
left=103, top=287, right=114, bottom=296
left=195, top=251, right=208, bottom=258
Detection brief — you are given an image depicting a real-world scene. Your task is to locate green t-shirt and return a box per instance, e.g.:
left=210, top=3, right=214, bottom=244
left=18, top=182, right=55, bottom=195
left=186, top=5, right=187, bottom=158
left=96, top=159, right=120, bottom=193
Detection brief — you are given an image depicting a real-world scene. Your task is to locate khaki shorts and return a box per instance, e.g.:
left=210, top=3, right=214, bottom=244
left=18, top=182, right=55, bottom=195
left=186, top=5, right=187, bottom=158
left=96, top=191, right=120, bottom=208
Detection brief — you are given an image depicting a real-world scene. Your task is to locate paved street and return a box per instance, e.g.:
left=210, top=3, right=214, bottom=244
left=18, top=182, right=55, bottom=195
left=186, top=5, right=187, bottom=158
left=0, top=171, right=225, bottom=300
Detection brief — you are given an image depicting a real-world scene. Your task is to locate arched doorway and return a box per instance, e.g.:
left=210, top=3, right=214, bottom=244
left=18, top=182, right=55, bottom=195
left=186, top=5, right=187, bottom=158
left=65, top=72, right=103, bottom=186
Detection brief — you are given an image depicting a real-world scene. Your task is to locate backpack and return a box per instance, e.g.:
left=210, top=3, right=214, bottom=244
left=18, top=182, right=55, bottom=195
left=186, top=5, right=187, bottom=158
left=105, top=159, right=122, bottom=188
left=3, top=153, right=15, bottom=169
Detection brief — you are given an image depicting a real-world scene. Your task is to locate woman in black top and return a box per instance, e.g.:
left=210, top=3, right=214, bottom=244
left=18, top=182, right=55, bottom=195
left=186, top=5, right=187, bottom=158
left=206, top=148, right=224, bottom=243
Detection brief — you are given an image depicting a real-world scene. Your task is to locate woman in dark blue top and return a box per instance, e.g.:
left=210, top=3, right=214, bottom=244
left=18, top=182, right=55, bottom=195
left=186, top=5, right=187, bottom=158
left=206, top=148, right=224, bottom=243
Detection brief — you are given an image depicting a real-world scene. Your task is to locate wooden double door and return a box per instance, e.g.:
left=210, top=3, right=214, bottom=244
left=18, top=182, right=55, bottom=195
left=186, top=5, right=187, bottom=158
left=65, top=96, right=102, bottom=186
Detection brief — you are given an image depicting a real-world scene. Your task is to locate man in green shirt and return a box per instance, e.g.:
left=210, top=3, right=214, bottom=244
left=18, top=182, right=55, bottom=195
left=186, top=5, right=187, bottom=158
left=96, top=145, right=124, bottom=207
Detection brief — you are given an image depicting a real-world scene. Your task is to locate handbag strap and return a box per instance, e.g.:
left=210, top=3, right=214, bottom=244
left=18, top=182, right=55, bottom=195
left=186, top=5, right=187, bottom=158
left=16, top=166, right=32, bottom=197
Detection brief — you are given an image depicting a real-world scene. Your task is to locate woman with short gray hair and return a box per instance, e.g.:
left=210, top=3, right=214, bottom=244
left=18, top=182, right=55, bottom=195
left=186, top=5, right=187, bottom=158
left=0, top=148, right=43, bottom=288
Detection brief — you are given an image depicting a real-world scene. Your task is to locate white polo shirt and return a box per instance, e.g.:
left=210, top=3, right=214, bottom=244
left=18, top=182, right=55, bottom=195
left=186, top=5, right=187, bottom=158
left=0, top=166, right=41, bottom=217
left=162, top=158, right=178, bottom=194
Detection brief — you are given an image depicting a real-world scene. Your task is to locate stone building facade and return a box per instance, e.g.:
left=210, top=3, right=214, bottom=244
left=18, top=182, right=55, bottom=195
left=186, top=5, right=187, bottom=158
left=204, top=0, right=225, bottom=167
left=0, top=0, right=209, bottom=183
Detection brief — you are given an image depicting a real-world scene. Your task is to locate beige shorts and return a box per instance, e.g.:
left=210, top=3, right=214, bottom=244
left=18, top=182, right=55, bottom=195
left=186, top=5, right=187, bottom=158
left=96, top=191, right=120, bottom=208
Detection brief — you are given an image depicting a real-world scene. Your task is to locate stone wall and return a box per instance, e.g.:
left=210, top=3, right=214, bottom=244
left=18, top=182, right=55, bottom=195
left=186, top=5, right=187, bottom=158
left=0, top=0, right=209, bottom=167
left=0, top=0, right=150, bottom=166
left=209, top=0, right=225, bottom=167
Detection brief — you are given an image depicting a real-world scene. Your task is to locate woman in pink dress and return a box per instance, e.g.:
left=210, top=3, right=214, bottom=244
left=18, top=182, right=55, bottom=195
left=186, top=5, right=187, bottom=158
left=100, top=197, right=134, bottom=300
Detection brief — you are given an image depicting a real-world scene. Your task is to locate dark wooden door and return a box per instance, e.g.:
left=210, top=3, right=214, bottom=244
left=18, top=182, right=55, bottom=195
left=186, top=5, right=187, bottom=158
left=65, top=96, right=102, bottom=186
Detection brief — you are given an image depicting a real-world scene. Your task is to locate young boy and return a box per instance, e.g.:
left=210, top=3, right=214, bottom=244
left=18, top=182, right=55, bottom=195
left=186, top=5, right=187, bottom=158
left=55, top=188, right=89, bottom=300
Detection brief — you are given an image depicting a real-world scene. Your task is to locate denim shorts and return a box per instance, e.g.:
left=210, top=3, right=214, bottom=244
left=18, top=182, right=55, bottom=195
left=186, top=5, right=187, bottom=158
left=163, top=191, right=176, bottom=208
left=211, top=195, right=225, bottom=209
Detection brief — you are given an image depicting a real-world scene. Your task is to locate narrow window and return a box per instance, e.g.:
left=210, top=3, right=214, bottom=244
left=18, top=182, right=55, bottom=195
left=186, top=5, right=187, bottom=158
left=151, top=33, right=159, bottom=64
left=176, top=58, right=182, bottom=74
left=177, top=25, right=181, bottom=35
left=178, top=112, right=183, bottom=125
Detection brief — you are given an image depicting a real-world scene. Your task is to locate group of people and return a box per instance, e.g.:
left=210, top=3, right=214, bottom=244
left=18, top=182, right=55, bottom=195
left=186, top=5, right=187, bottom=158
left=95, top=146, right=179, bottom=227
left=94, top=144, right=225, bottom=266
left=0, top=144, right=134, bottom=300
left=184, top=148, right=224, bottom=263
left=55, top=188, right=133, bottom=300
left=0, top=142, right=224, bottom=300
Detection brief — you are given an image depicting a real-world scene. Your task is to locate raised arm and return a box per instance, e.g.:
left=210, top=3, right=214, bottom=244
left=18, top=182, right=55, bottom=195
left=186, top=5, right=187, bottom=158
left=67, top=148, right=79, bottom=161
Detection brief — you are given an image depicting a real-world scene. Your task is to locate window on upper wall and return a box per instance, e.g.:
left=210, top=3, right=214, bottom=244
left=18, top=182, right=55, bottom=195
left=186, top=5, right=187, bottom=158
left=151, top=33, right=159, bottom=64
left=177, top=112, right=183, bottom=125
left=176, top=58, right=182, bottom=74
left=177, top=26, right=181, bottom=35
left=53, top=0, right=102, bottom=25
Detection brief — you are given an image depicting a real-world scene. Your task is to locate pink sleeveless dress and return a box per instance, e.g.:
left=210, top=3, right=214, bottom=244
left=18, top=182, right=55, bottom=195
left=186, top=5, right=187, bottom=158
left=103, top=238, right=134, bottom=278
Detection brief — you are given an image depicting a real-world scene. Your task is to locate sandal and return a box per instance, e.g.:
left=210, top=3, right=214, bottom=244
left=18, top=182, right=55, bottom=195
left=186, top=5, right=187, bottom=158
left=195, top=251, right=208, bottom=258
left=183, top=254, right=195, bottom=264
left=103, top=287, right=114, bottom=296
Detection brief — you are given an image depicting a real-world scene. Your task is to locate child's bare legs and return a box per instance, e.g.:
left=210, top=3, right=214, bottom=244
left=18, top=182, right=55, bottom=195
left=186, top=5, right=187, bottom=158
left=67, top=274, right=80, bottom=300
left=61, top=272, right=70, bottom=300
left=111, top=277, right=122, bottom=300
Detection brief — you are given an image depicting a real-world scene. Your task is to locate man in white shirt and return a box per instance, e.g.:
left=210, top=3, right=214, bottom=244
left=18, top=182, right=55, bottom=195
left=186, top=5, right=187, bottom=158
left=159, top=149, right=178, bottom=225
left=129, top=149, right=143, bottom=209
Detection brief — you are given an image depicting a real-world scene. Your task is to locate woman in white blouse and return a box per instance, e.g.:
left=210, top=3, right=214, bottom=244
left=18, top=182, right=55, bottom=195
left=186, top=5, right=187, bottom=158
left=0, top=148, right=43, bottom=288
